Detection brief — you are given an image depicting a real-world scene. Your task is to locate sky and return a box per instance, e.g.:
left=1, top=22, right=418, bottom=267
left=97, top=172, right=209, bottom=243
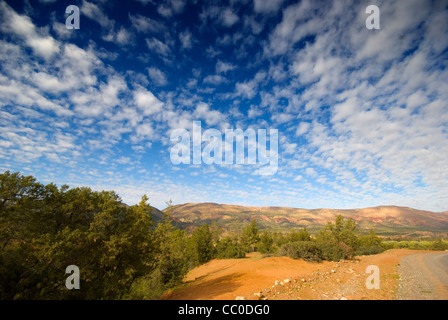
left=0, top=0, right=447, bottom=211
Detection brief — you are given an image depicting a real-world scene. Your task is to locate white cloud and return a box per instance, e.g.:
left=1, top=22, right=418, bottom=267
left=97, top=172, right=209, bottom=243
left=0, top=2, right=60, bottom=60
left=295, top=122, right=310, bottom=137
left=216, top=60, right=236, bottom=73
left=129, top=13, right=165, bottom=33
left=220, top=8, right=239, bottom=27
left=253, top=0, right=285, bottom=13
left=179, top=29, right=194, bottom=49
left=115, top=27, right=134, bottom=45
left=81, top=0, right=114, bottom=30
left=133, top=88, right=164, bottom=116
left=203, top=74, right=227, bottom=85
left=146, top=37, right=170, bottom=56
left=194, top=102, right=226, bottom=127
left=157, top=0, right=186, bottom=17
left=148, top=67, right=168, bottom=86
left=235, top=71, right=266, bottom=99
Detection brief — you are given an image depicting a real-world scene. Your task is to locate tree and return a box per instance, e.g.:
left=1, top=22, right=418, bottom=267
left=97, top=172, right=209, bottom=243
left=188, top=224, right=215, bottom=265
left=287, top=228, right=311, bottom=242
left=240, top=220, right=260, bottom=252
left=315, top=215, right=359, bottom=261
left=128, top=201, right=189, bottom=299
left=259, top=231, right=274, bottom=254
left=215, top=237, right=245, bottom=259
left=359, top=229, right=382, bottom=247
left=0, top=171, right=159, bottom=299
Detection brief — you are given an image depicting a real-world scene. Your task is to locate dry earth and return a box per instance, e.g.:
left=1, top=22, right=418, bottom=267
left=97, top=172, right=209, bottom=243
left=162, top=249, right=446, bottom=300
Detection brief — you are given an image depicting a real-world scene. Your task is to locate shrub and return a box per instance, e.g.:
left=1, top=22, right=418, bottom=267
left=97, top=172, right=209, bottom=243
left=215, top=237, right=246, bottom=259
left=355, top=245, right=385, bottom=256
left=316, top=241, right=353, bottom=261
left=259, top=231, right=274, bottom=254
left=187, top=224, right=215, bottom=266
left=278, top=241, right=322, bottom=262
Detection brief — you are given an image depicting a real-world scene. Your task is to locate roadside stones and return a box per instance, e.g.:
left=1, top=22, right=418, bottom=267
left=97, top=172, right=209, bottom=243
left=253, top=292, right=264, bottom=300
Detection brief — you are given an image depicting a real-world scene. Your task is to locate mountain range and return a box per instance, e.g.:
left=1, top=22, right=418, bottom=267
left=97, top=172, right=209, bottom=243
left=161, top=202, right=448, bottom=238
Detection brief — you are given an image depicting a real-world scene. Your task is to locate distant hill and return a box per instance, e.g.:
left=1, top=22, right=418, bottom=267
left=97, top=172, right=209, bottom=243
left=120, top=203, right=186, bottom=229
left=164, top=202, right=448, bottom=238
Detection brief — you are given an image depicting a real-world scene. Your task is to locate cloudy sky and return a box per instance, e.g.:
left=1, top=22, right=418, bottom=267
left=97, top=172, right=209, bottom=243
left=1, top=0, right=447, bottom=211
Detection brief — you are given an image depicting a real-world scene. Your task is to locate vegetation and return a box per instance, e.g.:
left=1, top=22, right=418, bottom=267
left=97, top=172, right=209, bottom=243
left=382, top=239, right=448, bottom=251
left=0, top=171, right=210, bottom=299
left=271, top=216, right=385, bottom=261
left=1, top=171, right=446, bottom=299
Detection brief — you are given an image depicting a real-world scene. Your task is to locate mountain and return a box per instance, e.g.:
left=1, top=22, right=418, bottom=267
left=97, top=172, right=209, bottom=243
left=119, top=203, right=186, bottom=229
left=164, top=202, right=448, bottom=238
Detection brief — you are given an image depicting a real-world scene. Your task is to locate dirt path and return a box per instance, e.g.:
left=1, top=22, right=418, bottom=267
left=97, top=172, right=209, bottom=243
left=163, top=249, right=432, bottom=300
left=397, top=251, right=448, bottom=300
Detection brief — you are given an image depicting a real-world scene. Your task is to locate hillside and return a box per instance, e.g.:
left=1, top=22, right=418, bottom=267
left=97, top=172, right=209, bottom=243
left=164, top=203, right=448, bottom=237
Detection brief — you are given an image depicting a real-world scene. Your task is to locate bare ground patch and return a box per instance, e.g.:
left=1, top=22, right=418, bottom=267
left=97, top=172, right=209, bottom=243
left=162, top=249, right=427, bottom=300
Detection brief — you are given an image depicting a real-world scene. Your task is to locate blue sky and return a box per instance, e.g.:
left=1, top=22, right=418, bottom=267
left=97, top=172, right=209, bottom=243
left=1, top=0, right=448, bottom=211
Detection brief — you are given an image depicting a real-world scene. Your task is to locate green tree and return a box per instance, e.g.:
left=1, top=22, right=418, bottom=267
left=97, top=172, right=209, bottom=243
left=128, top=201, right=189, bottom=299
left=278, top=241, right=322, bottom=262
left=356, top=229, right=384, bottom=255
left=315, top=215, right=359, bottom=261
left=188, top=224, right=215, bottom=265
left=259, top=231, right=274, bottom=254
left=240, top=220, right=260, bottom=252
left=0, top=171, right=159, bottom=299
left=287, top=228, right=311, bottom=242
left=215, top=237, right=245, bottom=259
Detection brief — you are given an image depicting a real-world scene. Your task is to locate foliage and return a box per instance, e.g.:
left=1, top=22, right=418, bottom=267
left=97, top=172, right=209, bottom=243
left=258, top=231, right=274, bottom=254
left=215, top=237, right=245, bottom=259
left=0, top=171, right=157, bottom=299
left=382, top=239, right=448, bottom=251
left=127, top=203, right=191, bottom=300
left=188, top=224, right=215, bottom=266
left=278, top=241, right=322, bottom=262
left=240, top=220, right=260, bottom=252
left=274, top=228, right=311, bottom=248
left=356, top=229, right=385, bottom=256
left=315, top=215, right=359, bottom=260
left=277, top=216, right=385, bottom=261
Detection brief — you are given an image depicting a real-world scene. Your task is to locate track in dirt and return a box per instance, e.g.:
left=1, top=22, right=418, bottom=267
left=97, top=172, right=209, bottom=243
left=398, top=251, right=448, bottom=299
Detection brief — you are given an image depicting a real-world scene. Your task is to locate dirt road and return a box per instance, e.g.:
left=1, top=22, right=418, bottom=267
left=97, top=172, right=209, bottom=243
left=397, top=251, right=448, bottom=300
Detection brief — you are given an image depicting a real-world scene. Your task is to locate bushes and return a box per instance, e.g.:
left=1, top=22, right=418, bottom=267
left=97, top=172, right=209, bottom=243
left=215, top=237, right=246, bottom=259
left=382, top=239, right=448, bottom=251
left=188, top=224, right=215, bottom=265
left=258, top=231, right=274, bottom=254
left=0, top=171, right=158, bottom=299
left=316, top=241, right=353, bottom=261
left=277, top=216, right=385, bottom=262
left=278, top=241, right=322, bottom=262
left=355, top=245, right=385, bottom=256
left=354, top=229, right=385, bottom=256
